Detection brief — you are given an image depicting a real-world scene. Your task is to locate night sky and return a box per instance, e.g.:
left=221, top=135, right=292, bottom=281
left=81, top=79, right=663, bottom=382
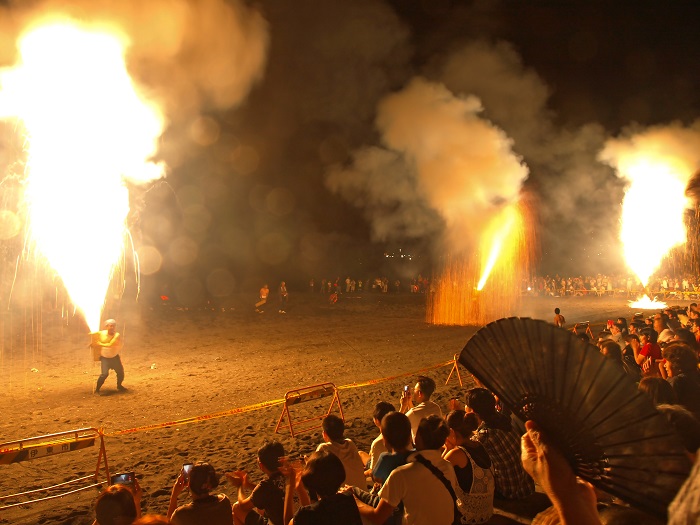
left=2, top=0, right=700, bottom=305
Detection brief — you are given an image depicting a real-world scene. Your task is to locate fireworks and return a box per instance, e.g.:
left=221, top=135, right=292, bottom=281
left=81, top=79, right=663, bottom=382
left=599, top=128, right=700, bottom=309
left=428, top=201, right=531, bottom=326
left=0, top=19, right=165, bottom=331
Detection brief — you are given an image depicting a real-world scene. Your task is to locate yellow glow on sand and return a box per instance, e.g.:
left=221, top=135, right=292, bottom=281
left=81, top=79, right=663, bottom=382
left=0, top=20, right=165, bottom=331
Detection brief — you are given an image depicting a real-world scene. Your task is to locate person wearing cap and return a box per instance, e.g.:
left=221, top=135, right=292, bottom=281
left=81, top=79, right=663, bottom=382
left=93, top=319, right=126, bottom=395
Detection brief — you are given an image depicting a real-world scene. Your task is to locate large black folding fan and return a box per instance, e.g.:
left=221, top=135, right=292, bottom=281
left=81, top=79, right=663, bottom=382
left=459, top=317, right=692, bottom=519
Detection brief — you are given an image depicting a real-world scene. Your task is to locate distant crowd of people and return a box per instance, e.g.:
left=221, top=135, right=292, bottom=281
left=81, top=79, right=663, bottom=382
left=526, top=274, right=700, bottom=298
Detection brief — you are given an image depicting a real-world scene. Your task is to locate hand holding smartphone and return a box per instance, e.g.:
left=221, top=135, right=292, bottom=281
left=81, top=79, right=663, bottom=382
left=110, top=472, right=135, bottom=487
left=182, top=463, right=193, bottom=483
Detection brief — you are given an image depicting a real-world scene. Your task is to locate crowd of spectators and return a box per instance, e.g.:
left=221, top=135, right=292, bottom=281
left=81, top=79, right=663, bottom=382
left=91, top=303, right=700, bottom=525
left=524, top=274, right=700, bottom=298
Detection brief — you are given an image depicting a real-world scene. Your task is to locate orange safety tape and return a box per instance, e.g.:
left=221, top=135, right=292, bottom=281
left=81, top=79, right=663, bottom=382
left=108, top=398, right=285, bottom=436
left=337, top=360, right=455, bottom=390
left=107, top=357, right=459, bottom=436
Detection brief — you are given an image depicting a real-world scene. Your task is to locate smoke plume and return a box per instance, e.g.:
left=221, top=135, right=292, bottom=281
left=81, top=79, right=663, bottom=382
left=0, top=0, right=269, bottom=121
left=327, top=77, right=528, bottom=256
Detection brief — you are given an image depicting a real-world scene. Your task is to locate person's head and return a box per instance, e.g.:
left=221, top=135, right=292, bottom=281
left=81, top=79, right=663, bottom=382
left=610, top=323, right=622, bottom=335
left=554, top=308, right=560, bottom=315
left=600, top=340, right=623, bottom=362
left=373, top=401, right=396, bottom=428
left=657, top=404, right=700, bottom=458
left=690, top=319, right=700, bottom=336
left=188, top=463, right=219, bottom=496
left=104, top=319, right=117, bottom=336
left=412, top=375, right=436, bottom=403
left=465, top=388, right=497, bottom=420
left=95, top=484, right=137, bottom=525
left=616, top=317, right=628, bottom=329
left=321, top=414, right=345, bottom=442
left=638, top=377, right=677, bottom=405
left=630, top=321, right=645, bottom=335
left=380, top=411, right=412, bottom=452
left=626, top=333, right=640, bottom=350
left=445, top=410, right=479, bottom=445
left=673, top=328, right=698, bottom=348
left=300, top=450, right=345, bottom=498
left=414, top=414, right=449, bottom=451
left=653, top=317, right=667, bottom=334
left=640, top=328, right=658, bottom=345
left=257, top=441, right=285, bottom=474
left=663, top=343, right=699, bottom=377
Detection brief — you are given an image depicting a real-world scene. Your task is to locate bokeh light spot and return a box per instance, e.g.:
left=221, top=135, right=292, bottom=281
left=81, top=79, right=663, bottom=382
left=168, top=236, right=199, bottom=266
left=189, top=115, right=221, bottom=146
left=137, top=245, right=163, bottom=275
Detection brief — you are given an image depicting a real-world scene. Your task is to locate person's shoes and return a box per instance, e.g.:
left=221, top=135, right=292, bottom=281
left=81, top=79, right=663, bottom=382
left=117, top=385, right=128, bottom=392
left=255, top=308, right=261, bottom=313
left=279, top=310, right=286, bottom=314
left=94, top=389, right=101, bottom=396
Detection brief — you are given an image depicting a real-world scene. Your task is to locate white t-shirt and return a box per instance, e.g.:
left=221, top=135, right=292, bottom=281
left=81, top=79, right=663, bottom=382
left=316, top=439, right=368, bottom=489
left=379, top=449, right=457, bottom=525
left=406, top=401, right=443, bottom=440
left=368, top=434, right=386, bottom=470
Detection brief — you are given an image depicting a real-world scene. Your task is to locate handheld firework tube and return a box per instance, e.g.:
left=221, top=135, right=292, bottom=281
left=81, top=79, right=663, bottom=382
left=90, top=332, right=102, bottom=362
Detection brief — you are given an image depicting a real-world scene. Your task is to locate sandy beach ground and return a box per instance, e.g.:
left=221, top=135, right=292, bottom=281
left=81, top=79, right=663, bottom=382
left=0, top=291, right=686, bottom=524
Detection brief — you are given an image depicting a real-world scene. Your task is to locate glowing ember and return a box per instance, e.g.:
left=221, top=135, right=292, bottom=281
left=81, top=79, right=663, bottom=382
left=629, top=294, right=667, bottom=310
left=477, top=204, right=519, bottom=291
left=428, top=201, right=531, bottom=326
left=0, top=20, right=165, bottom=331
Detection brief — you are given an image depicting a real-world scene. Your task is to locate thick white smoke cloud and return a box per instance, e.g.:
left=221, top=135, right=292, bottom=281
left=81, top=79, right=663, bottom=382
left=0, top=0, right=269, bottom=121
left=435, top=40, right=625, bottom=274
left=327, top=77, right=528, bottom=254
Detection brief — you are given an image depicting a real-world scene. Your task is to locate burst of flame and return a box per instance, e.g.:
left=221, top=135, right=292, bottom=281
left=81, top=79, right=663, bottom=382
left=477, top=204, right=519, bottom=291
left=0, top=20, right=165, bottom=331
left=630, top=295, right=667, bottom=310
left=619, top=158, right=689, bottom=286
left=428, top=201, right=530, bottom=326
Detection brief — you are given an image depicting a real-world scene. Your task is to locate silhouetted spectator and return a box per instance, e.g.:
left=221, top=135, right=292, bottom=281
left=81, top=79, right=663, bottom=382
left=399, top=376, right=443, bottom=440
left=316, top=415, right=367, bottom=489
left=638, top=377, right=677, bottom=406
left=228, top=441, right=286, bottom=525
left=168, top=462, right=233, bottom=525
left=281, top=450, right=361, bottom=525
left=93, top=483, right=142, bottom=525
left=466, top=388, right=534, bottom=500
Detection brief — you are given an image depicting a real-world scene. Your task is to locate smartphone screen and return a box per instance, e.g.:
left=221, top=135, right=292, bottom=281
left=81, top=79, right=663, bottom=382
left=110, top=472, right=134, bottom=486
left=182, top=463, right=193, bottom=482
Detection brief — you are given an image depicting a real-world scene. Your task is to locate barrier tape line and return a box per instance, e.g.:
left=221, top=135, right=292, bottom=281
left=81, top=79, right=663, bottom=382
left=107, top=358, right=458, bottom=436
left=337, top=360, right=454, bottom=390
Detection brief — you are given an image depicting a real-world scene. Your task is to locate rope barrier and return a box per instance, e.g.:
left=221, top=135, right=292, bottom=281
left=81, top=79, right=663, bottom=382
left=106, top=358, right=458, bottom=436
